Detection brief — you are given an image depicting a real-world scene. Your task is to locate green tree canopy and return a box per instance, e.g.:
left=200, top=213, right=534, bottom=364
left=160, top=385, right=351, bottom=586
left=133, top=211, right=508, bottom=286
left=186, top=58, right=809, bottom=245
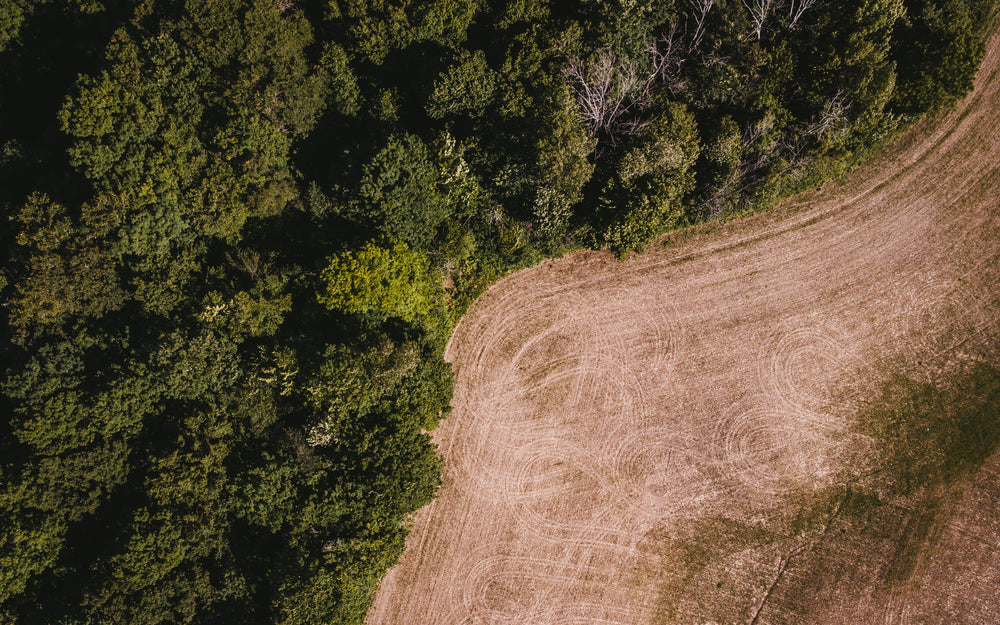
left=318, top=240, right=435, bottom=322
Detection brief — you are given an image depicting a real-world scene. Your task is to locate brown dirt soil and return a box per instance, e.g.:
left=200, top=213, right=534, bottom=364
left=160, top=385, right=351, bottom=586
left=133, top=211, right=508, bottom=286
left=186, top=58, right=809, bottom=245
left=367, top=31, right=1000, bottom=625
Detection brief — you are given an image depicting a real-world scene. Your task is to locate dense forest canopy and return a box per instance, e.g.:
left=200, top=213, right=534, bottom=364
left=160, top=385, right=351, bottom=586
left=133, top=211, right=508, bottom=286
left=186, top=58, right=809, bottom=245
left=0, top=0, right=995, bottom=623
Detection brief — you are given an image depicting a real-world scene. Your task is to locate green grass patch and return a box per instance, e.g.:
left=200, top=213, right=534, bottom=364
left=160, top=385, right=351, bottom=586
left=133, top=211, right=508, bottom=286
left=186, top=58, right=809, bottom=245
left=648, top=516, right=778, bottom=621
left=858, top=361, right=1000, bottom=494
left=883, top=485, right=963, bottom=586
left=790, top=484, right=883, bottom=536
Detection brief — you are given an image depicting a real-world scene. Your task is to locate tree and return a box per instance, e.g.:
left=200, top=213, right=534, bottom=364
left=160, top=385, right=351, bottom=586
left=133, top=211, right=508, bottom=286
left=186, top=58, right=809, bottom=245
left=9, top=194, right=124, bottom=335
left=688, top=0, right=716, bottom=50
left=357, top=134, right=454, bottom=248
left=304, top=338, right=419, bottom=446
left=0, top=498, right=66, bottom=604
left=530, top=84, right=597, bottom=245
left=841, top=0, right=904, bottom=133
left=892, top=0, right=993, bottom=113
left=328, top=0, right=478, bottom=65
left=597, top=101, right=700, bottom=252
left=427, top=49, right=497, bottom=119
left=318, top=240, right=435, bottom=322
left=788, top=0, right=823, bottom=28
left=563, top=48, right=652, bottom=144
left=0, top=0, right=24, bottom=51
left=802, top=0, right=904, bottom=139
left=60, top=0, right=324, bottom=251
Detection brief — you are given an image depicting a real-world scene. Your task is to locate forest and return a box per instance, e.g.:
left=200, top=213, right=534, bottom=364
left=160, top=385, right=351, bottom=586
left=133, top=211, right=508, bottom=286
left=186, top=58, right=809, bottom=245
left=0, top=0, right=995, bottom=623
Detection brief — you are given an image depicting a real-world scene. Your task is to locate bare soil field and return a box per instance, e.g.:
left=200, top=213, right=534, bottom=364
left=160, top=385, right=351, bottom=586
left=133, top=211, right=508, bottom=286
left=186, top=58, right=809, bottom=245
left=367, top=31, right=1000, bottom=625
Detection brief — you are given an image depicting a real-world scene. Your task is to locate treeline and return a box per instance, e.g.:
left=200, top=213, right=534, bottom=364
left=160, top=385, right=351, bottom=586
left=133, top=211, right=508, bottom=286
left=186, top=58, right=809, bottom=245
left=0, top=0, right=995, bottom=623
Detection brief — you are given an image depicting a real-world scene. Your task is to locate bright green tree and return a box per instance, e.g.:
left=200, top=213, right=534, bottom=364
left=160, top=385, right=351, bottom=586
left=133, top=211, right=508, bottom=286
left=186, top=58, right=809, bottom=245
left=318, top=240, right=434, bottom=321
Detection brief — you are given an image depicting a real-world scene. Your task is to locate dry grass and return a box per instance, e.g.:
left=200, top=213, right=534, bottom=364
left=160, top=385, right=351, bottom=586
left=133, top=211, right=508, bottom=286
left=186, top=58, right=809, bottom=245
left=367, top=31, right=1000, bottom=625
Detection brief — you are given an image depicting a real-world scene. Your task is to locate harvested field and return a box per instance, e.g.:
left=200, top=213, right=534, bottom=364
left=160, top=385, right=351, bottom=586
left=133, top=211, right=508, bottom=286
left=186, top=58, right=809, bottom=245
left=367, top=31, right=1000, bottom=625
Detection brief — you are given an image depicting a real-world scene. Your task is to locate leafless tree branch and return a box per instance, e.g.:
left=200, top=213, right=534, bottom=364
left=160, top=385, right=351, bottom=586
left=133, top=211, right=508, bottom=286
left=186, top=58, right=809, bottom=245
left=804, top=90, right=851, bottom=140
left=788, top=0, right=822, bottom=29
left=744, top=0, right=775, bottom=40
left=649, top=24, right=689, bottom=95
left=564, top=49, right=652, bottom=145
left=688, top=0, right=715, bottom=51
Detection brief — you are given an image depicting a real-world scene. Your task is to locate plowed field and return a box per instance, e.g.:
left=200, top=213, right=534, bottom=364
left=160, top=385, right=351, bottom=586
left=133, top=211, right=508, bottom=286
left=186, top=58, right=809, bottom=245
left=367, top=31, right=1000, bottom=625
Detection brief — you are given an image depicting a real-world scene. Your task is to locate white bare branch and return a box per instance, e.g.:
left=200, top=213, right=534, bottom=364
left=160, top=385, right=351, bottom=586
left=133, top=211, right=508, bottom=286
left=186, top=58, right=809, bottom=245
left=564, top=49, right=652, bottom=144
left=788, top=0, right=821, bottom=29
left=744, top=0, right=775, bottom=40
left=776, top=136, right=806, bottom=170
left=742, top=124, right=768, bottom=157
left=804, top=91, right=851, bottom=141
left=649, top=24, right=689, bottom=95
left=688, top=0, right=715, bottom=51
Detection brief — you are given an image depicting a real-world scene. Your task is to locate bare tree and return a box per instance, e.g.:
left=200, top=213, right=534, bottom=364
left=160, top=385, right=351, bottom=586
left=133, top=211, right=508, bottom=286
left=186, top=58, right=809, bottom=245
left=804, top=91, right=851, bottom=141
left=564, top=49, right=652, bottom=144
left=775, top=135, right=808, bottom=174
left=688, top=0, right=715, bottom=51
left=787, top=0, right=822, bottom=29
left=744, top=0, right=775, bottom=40
left=565, top=34, right=697, bottom=143
left=649, top=24, right=689, bottom=96
left=742, top=116, right=774, bottom=155
left=699, top=117, right=780, bottom=218
left=701, top=170, right=742, bottom=218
